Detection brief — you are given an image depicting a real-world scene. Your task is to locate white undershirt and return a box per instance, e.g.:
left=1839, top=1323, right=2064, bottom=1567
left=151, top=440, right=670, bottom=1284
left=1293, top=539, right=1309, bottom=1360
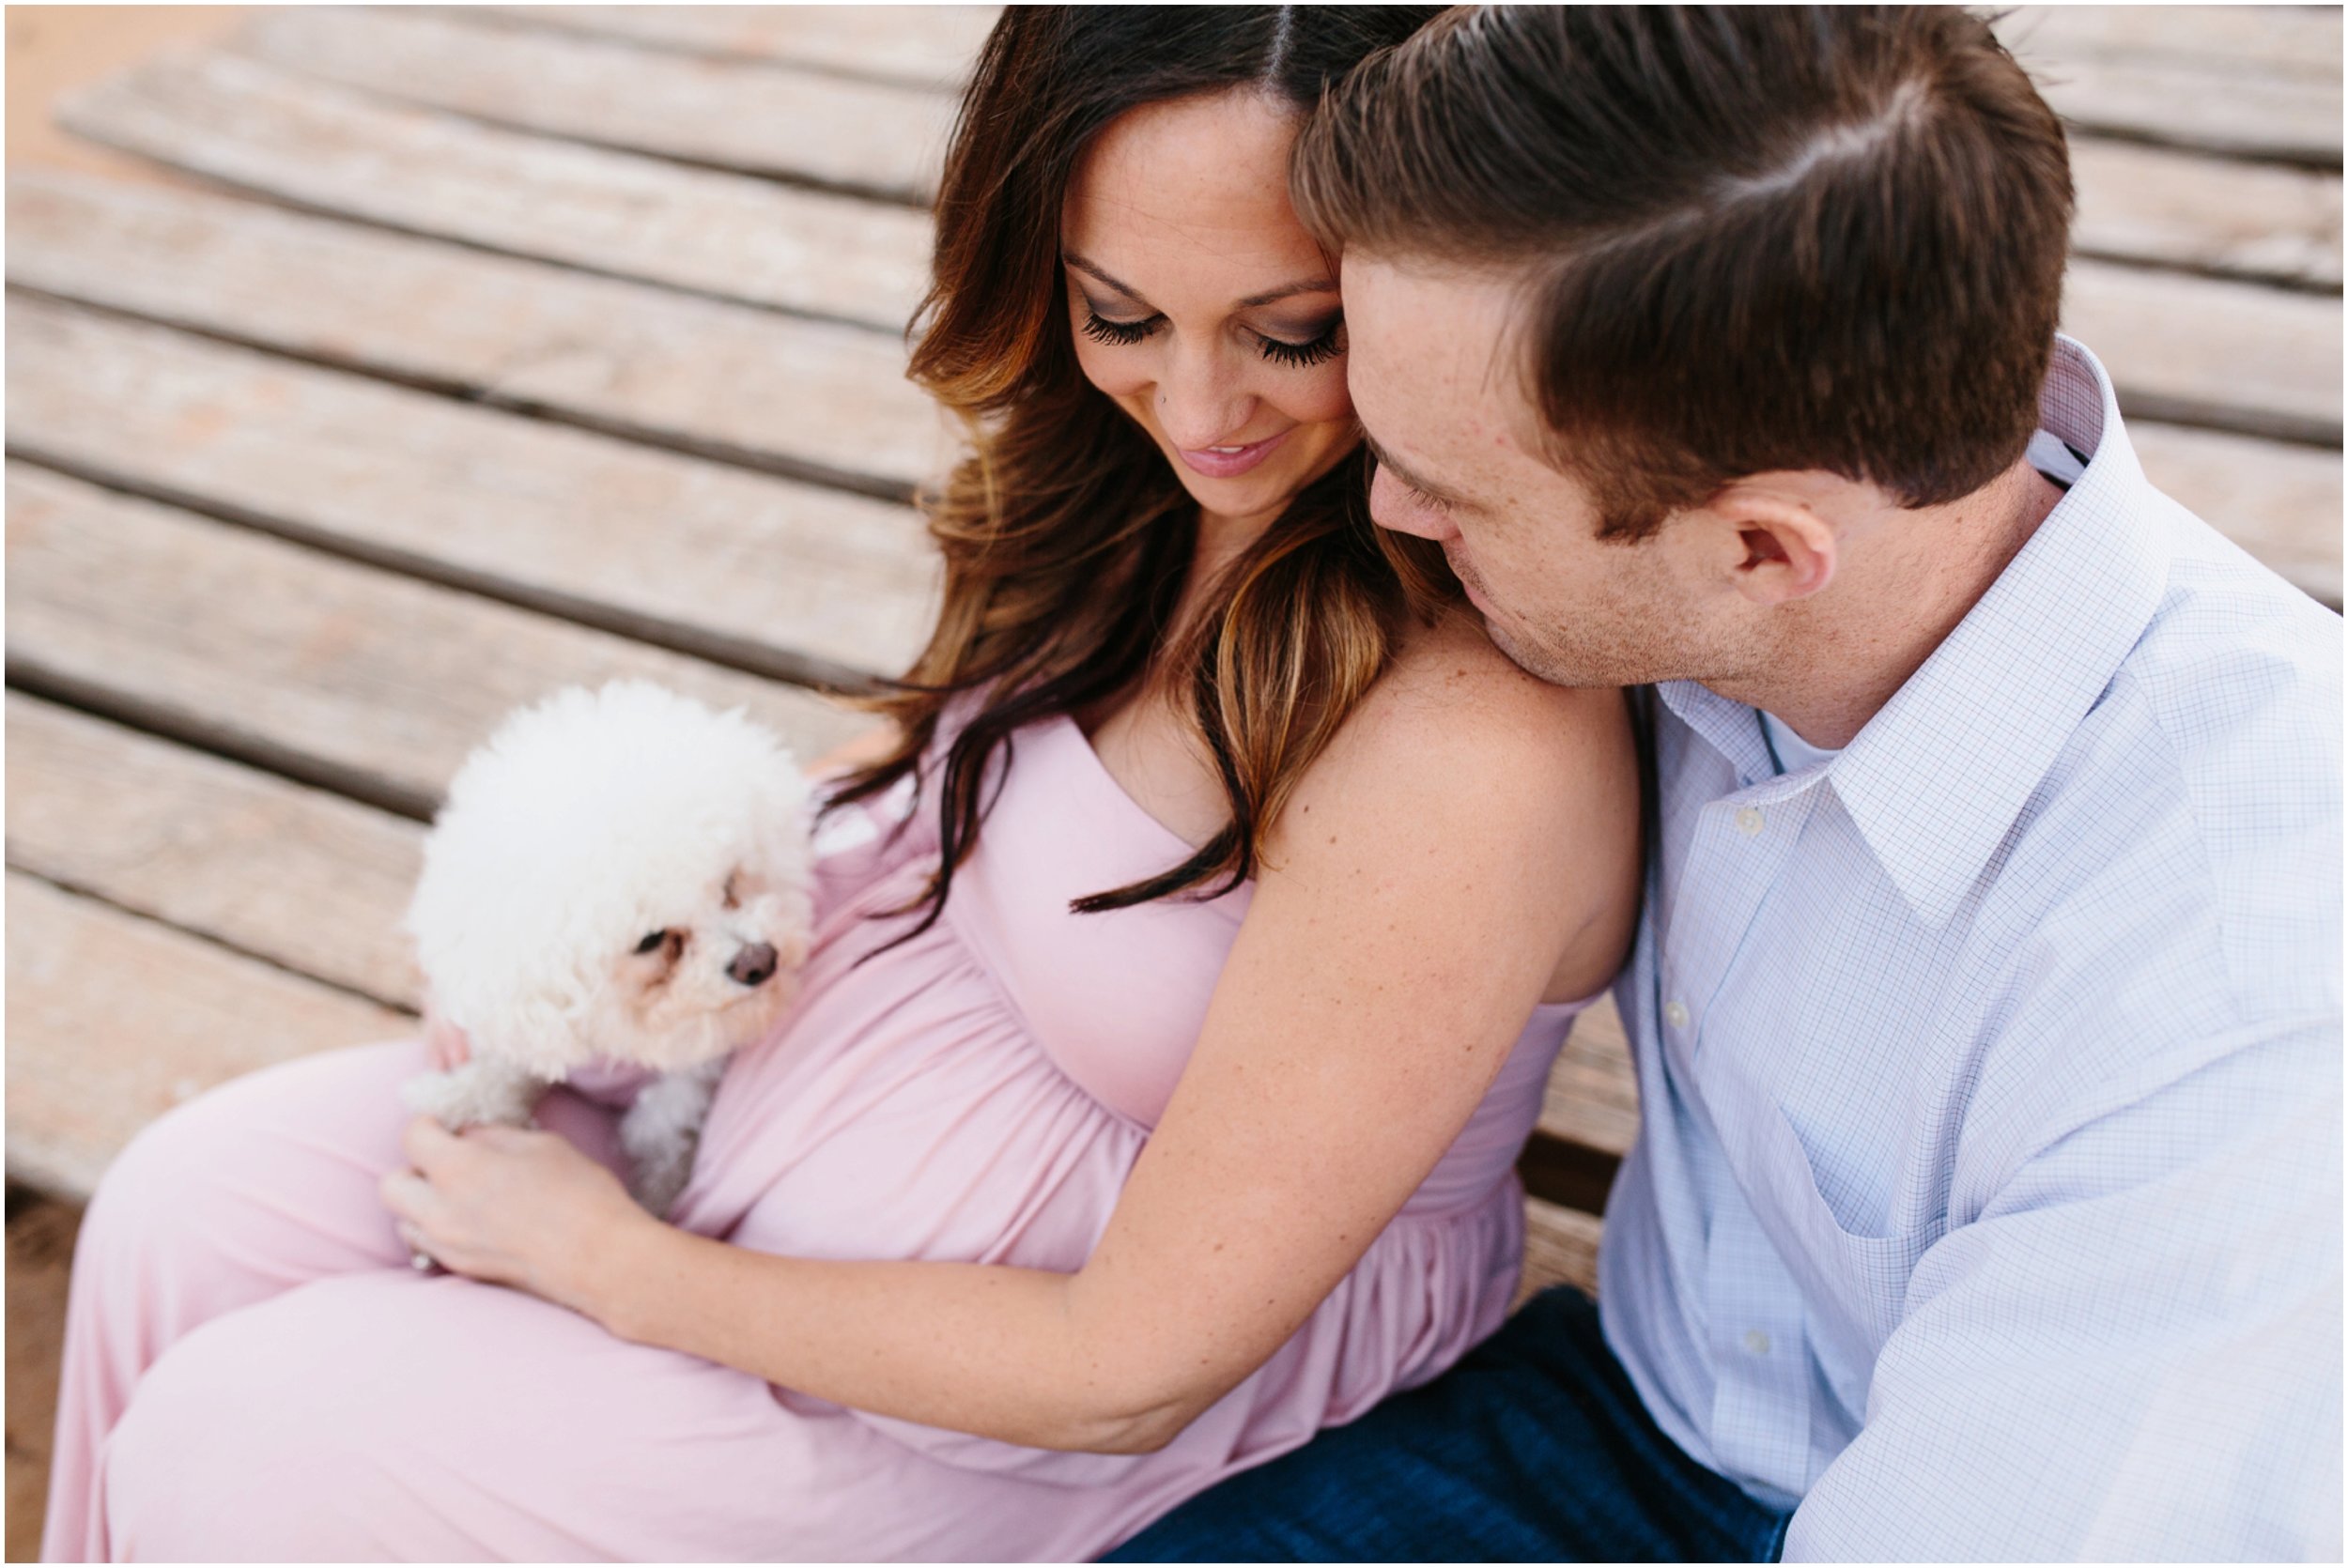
left=1760, top=709, right=1841, bottom=773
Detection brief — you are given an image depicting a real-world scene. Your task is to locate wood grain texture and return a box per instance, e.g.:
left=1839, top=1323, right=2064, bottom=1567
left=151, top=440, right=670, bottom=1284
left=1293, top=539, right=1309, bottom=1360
left=1997, top=6, right=2342, bottom=165
left=233, top=7, right=955, bottom=204
left=1538, top=997, right=1639, bottom=1161
left=6, top=1195, right=80, bottom=1563
left=2064, top=259, right=2342, bottom=447
left=5, top=872, right=412, bottom=1200
left=2071, top=137, right=2341, bottom=289
left=468, top=5, right=998, bottom=90
left=1517, top=1198, right=1605, bottom=1305
left=223, top=11, right=2348, bottom=295
left=56, top=49, right=933, bottom=329
left=2130, top=422, right=2343, bottom=607
left=6, top=294, right=940, bottom=687
left=7, top=171, right=949, bottom=499
left=60, top=54, right=2337, bottom=457
left=5, top=463, right=874, bottom=820
left=7, top=694, right=425, bottom=1009
left=1999, top=4, right=2343, bottom=80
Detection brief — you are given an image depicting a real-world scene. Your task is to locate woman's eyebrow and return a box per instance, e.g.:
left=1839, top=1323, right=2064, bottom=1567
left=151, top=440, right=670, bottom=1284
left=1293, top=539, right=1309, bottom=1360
left=1063, top=253, right=1337, bottom=313
left=1238, top=277, right=1340, bottom=308
left=1062, top=252, right=1148, bottom=302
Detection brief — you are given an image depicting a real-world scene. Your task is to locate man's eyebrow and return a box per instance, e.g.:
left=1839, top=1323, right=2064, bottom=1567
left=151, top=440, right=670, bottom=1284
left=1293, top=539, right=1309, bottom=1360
left=1062, top=253, right=1336, bottom=313
left=1361, top=431, right=1468, bottom=507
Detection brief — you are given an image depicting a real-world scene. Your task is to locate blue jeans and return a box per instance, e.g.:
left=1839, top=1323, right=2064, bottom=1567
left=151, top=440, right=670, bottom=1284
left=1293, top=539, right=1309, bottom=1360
left=1108, top=1288, right=1792, bottom=1562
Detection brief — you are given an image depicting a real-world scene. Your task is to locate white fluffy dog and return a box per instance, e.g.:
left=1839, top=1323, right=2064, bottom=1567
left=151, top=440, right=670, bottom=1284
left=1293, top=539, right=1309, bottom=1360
left=403, top=680, right=817, bottom=1214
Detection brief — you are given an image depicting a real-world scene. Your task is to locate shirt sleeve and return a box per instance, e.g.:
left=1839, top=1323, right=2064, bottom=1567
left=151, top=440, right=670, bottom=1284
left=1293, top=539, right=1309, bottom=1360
left=1783, top=1022, right=2343, bottom=1561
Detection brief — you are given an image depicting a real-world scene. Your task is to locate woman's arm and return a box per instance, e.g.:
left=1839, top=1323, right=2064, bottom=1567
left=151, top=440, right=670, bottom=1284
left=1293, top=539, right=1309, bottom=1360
left=397, top=641, right=1637, bottom=1453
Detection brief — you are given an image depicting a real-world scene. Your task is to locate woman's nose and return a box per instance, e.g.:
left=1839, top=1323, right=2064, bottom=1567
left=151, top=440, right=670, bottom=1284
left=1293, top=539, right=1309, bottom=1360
left=1152, top=344, right=1253, bottom=451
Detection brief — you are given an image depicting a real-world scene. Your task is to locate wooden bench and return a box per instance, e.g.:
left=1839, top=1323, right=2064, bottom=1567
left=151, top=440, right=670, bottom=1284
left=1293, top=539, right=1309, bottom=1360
left=8, top=5, right=2339, bottom=1328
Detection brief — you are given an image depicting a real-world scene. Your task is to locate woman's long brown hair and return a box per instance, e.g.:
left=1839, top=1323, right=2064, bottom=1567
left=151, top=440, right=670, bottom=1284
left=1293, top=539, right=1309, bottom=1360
left=827, top=6, right=1457, bottom=937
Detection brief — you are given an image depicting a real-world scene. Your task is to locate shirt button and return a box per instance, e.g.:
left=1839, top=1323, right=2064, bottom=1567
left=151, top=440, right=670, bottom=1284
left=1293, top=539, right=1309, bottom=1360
left=1743, top=1330, right=1771, bottom=1356
left=1663, top=1000, right=1690, bottom=1029
left=1735, top=806, right=1765, bottom=837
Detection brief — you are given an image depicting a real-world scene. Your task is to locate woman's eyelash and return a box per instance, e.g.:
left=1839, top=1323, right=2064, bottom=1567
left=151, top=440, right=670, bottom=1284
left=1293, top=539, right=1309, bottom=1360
left=1079, top=311, right=1345, bottom=369
left=1258, top=325, right=1343, bottom=368
left=1081, top=311, right=1159, bottom=346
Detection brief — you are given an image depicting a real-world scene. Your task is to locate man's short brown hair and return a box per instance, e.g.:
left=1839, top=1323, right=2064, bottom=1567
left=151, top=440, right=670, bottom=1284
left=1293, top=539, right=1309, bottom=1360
left=1295, top=7, right=2075, bottom=538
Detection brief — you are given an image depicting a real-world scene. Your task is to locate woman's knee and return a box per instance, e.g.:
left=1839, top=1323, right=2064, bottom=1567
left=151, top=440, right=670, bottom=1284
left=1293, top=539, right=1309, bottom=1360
left=99, top=1288, right=441, bottom=1560
left=84, top=1040, right=428, bottom=1291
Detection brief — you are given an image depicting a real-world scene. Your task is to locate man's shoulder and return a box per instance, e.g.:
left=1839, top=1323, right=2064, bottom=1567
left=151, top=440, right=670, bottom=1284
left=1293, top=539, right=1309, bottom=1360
left=2123, top=486, right=2341, bottom=740
left=1967, top=504, right=2340, bottom=1130
left=2013, top=530, right=2338, bottom=951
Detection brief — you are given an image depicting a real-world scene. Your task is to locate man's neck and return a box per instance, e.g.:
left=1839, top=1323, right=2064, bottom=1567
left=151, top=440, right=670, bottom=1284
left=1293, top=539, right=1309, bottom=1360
left=1712, top=460, right=2068, bottom=750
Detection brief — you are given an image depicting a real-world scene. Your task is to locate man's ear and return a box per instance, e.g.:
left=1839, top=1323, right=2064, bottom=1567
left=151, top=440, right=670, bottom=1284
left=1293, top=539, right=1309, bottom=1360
left=1699, top=481, right=1839, bottom=606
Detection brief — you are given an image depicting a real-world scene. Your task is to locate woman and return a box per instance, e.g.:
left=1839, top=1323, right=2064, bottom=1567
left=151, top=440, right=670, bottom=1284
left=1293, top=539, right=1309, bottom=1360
left=44, top=8, right=1640, bottom=1560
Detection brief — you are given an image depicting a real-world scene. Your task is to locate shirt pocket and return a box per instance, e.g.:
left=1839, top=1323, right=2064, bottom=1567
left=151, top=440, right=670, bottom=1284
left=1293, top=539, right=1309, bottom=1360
left=1748, top=1102, right=1945, bottom=1411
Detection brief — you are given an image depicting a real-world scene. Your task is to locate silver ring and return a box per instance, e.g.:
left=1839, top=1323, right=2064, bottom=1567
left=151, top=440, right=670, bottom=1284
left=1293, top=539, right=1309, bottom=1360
left=399, top=1221, right=434, bottom=1271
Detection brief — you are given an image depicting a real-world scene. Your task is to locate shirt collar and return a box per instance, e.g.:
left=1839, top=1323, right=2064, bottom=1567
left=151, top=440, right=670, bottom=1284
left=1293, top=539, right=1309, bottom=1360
left=1661, top=336, right=2172, bottom=927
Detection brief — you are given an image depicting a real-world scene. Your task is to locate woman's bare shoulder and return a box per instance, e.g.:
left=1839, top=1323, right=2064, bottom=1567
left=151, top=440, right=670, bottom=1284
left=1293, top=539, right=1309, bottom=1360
left=1278, top=607, right=1637, bottom=847
left=1365, top=607, right=1631, bottom=774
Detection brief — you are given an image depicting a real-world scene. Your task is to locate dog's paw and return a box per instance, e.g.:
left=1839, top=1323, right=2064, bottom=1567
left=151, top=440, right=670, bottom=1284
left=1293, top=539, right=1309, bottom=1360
left=626, top=1148, right=694, bottom=1218
left=402, top=1062, right=544, bottom=1129
left=400, top=1071, right=474, bottom=1127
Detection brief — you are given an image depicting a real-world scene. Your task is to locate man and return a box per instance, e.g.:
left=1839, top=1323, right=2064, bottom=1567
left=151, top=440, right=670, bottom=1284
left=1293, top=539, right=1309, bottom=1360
left=1114, top=8, right=2341, bottom=1560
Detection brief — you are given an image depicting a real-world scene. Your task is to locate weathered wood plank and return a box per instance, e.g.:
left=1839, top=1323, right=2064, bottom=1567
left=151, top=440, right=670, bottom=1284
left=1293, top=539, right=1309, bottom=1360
left=2131, top=422, right=2343, bottom=607
left=1540, top=997, right=1639, bottom=1161
left=56, top=49, right=933, bottom=330
left=470, top=5, right=997, bottom=91
left=6, top=172, right=946, bottom=500
left=7, top=694, right=425, bottom=1008
left=228, top=10, right=2348, bottom=294
left=5, top=463, right=874, bottom=819
left=1998, top=7, right=2342, bottom=166
left=2064, top=259, right=2342, bottom=448
left=65, top=54, right=2336, bottom=458
left=2072, top=136, right=2342, bottom=290
left=235, top=8, right=955, bottom=205
left=7, top=1193, right=77, bottom=1562
left=6, top=294, right=940, bottom=687
left=491, top=6, right=2345, bottom=170
left=1999, top=6, right=2343, bottom=84
left=5, top=871, right=412, bottom=1201
left=1518, top=1198, right=1604, bottom=1305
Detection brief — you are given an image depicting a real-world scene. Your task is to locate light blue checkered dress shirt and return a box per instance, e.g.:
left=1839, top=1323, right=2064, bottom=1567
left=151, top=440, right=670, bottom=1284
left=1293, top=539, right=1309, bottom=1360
left=1599, top=337, right=2343, bottom=1560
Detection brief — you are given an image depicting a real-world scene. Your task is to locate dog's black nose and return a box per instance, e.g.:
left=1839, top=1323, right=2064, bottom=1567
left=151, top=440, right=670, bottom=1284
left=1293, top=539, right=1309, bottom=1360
left=727, top=942, right=780, bottom=988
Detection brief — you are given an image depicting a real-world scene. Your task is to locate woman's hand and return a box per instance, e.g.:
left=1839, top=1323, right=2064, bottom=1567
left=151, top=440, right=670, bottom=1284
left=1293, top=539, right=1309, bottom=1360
left=421, top=997, right=472, bottom=1072
left=380, top=1116, right=653, bottom=1323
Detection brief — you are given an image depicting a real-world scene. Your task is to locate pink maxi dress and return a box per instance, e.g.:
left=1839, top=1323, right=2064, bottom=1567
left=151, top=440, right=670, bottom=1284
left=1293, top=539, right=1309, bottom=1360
left=44, top=712, right=1595, bottom=1561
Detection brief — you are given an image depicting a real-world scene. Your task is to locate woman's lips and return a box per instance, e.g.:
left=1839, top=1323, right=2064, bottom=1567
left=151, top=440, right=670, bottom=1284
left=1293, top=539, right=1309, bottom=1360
left=1177, top=427, right=1292, bottom=480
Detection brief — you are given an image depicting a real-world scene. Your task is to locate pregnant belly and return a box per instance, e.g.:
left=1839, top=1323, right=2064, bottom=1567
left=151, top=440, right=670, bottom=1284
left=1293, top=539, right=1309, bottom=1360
left=666, top=910, right=1147, bottom=1275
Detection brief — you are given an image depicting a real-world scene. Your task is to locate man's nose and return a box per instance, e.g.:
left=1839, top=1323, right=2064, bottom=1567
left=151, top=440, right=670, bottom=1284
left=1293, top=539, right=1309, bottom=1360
left=1368, top=464, right=1457, bottom=541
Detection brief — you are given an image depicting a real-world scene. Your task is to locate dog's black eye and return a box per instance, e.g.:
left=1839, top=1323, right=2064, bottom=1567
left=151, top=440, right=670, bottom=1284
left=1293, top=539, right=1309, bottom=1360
left=633, top=930, right=668, bottom=955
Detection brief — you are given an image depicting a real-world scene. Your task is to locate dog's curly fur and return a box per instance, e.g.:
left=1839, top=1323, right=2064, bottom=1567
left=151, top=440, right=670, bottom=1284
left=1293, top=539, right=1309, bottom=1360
left=403, top=680, right=816, bottom=1213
